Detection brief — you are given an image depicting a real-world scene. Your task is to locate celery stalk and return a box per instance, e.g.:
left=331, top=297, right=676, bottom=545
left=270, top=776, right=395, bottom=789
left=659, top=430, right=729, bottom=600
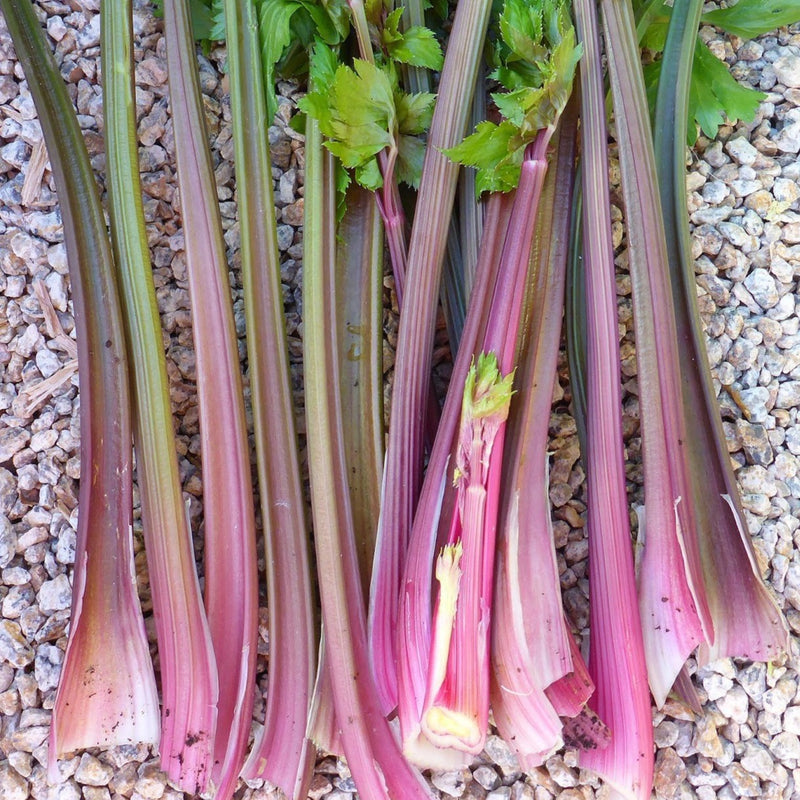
left=0, top=0, right=160, bottom=773
left=573, top=0, right=654, bottom=796
left=653, top=0, right=788, bottom=668
left=369, top=0, right=493, bottom=713
left=304, top=113, right=436, bottom=800
left=163, top=2, right=259, bottom=796
left=335, top=184, right=385, bottom=593
left=600, top=0, right=711, bottom=709
left=101, top=3, right=218, bottom=791
left=221, top=2, right=317, bottom=795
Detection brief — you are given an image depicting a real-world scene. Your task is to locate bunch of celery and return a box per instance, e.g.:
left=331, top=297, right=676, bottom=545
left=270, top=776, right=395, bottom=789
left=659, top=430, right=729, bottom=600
left=9, top=1, right=794, bottom=799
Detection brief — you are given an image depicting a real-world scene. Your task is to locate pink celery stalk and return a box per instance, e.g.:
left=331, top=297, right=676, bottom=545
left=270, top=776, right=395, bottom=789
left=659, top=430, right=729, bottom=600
left=304, top=115, right=436, bottom=800
left=164, top=1, right=258, bottom=796
left=101, top=3, right=218, bottom=790
left=599, top=0, right=711, bottom=708
left=652, top=0, right=788, bottom=670
left=369, top=0, right=493, bottom=714
left=0, top=0, right=160, bottom=776
left=222, top=1, right=316, bottom=796
left=574, top=0, right=653, bottom=796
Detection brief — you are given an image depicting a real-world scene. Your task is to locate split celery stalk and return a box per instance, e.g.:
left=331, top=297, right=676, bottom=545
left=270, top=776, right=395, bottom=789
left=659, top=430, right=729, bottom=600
left=420, top=353, right=515, bottom=753
left=163, top=1, right=258, bottom=796
left=573, top=0, right=653, bottom=796
left=0, top=0, right=159, bottom=773
left=491, top=100, right=586, bottom=769
left=101, top=2, right=218, bottom=792
left=653, top=0, right=788, bottom=665
left=397, top=192, right=515, bottom=770
left=418, top=146, right=549, bottom=761
left=221, top=2, right=316, bottom=796
left=303, top=113, right=435, bottom=800
left=369, top=0, right=493, bottom=714
left=600, top=0, right=711, bottom=709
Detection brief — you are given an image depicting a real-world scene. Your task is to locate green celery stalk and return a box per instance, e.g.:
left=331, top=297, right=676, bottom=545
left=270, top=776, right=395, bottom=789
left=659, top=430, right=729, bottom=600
left=653, top=0, right=788, bottom=668
left=335, top=183, right=385, bottom=592
left=163, top=1, right=259, bottom=796
left=0, top=0, right=159, bottom=775
left=369, top=0, right=493, bottom=714
left=101, top=2, right=218, bottom=792
left=221, top=2, right=317, bottom=796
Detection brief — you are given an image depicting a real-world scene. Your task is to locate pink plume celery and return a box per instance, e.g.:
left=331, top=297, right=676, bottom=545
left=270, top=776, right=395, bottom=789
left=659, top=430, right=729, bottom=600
left=303, top=112, right=436, bottom=800
left=369, top=0, right=493, bottom=714
left=101, top=2, right=218, bottom=791
left=220, top=1, right=317, bottom=796
left=397, top=0, right=581, bottom=766
left=163, top=1, right=258, bottom=796
left=0, top=0, right=159, bottom=776
left=572, top=0, right=653, bottom=796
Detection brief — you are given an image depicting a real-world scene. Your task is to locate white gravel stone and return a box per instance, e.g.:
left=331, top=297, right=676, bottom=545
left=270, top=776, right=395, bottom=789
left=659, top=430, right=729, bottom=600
left=37, top=573, right=72, bottom=612
left=0, top=763, right=28, bottom=800
left=784, top=705, right=800, bottom=735
left=726, top=136, right=759, bottom=165
left=74, top=754, right=114, bottom=787
left=773, top=54, right=800, bottom=87
left=431, top=768, right=471, bottom=797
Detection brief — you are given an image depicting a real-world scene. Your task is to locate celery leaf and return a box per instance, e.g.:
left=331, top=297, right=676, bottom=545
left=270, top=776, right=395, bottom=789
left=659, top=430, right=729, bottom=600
left=301, top=46, right=435, bottom=190
left=690, top=42, right=765, bottom=140
left=447, top=0, right=580, bottom=194
left=258, top=0, right=301, bottom=120
left=702, top=0, right=800, bottom=40
left=382, top=8, right=444, bottom=70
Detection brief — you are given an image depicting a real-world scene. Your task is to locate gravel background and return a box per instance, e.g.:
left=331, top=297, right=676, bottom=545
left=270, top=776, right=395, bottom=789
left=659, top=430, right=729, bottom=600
left=1, top=2, right=800, bottom=799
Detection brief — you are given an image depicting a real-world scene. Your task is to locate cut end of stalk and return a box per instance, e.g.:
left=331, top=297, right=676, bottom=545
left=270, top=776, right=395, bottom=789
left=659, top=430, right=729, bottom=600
left=422, top=705, right=484, bottom=754
left=49, top=606, right=160, bottom=782
left=402, top=720, right=472, bottom=771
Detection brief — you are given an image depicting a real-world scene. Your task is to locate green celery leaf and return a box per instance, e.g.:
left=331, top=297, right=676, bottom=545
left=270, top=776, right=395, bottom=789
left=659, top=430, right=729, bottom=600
left=395, top=91, right=436, bottom=135
left=444, top=120, right=523, bottom=194
left=386, top=25, right=444, bottom=69
left=689, top=39, right=765, bottom=141
left=208, top=0, right=225, bottom=41
left=355, top=159, right=384, bottom=191
left=300, top=56, right=397, bottom=188
left=639, top=8, right=669, bottom=51
left=258, top=0, right=301, bottom=119
left=397, top=133, right=426, bottom=188
left=702, top=0, right=800, bottom=40
left=499, top=0, right=546, bottom=64
left=307, top=38, right=339, bottom=89
left=450, top=0, right=579, bottom=193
